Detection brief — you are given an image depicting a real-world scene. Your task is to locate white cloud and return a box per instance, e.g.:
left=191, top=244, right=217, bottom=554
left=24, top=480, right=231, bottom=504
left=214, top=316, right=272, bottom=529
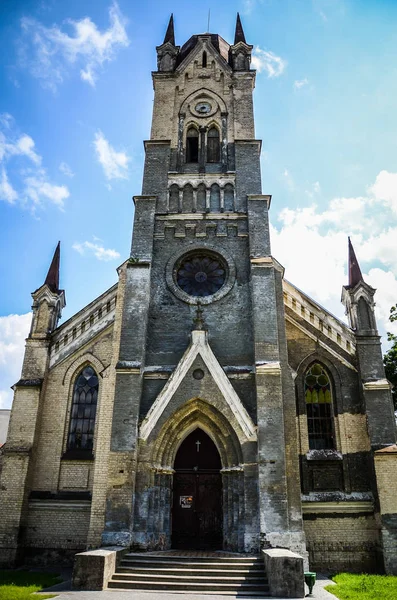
left=294, top=78, right=309, bottom=90
left=72, top=240, right=120, bottom=261
left=0, top=168, right=18, bottom=203
left=59, top=161, right=74, bottom=178
left=252, top=47, right=286, bottom=78
left=0, top=116, right=69, bottom=211
left=271, top=169, right=397, bottom=336
left=0, top=132, right=41, bottom=165
left=0, top=313, right=32, bottom=410
left=93, top=130, right=129, bottom=180
left=19, top=2, right=129, bottom=91
left=368, top=170, right=397, bottom=214
left=0, top=113, right=14, bottom=129
left=24, top=170, right=69, bottom=208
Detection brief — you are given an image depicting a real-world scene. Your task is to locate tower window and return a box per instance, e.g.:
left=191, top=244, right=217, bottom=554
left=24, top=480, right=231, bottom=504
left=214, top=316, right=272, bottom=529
left=186, top=127, right=199, bottom=163
left=304, top=363, right=335, bottom=450
left=202, top=51, right=207, bottom=68
left=67, top=366, right=98, bottom=451
left=207, top=127, right=220, bottom=163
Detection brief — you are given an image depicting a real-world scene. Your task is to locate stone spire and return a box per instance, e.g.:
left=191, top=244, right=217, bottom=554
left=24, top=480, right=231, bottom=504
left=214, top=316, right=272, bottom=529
left=163, top=14, right=175, bottom=46
left=234, top=13, right=247, bottom=44
left=44, top=241, right=61, bottom=293
left=348, top=237, right=364, bottom=288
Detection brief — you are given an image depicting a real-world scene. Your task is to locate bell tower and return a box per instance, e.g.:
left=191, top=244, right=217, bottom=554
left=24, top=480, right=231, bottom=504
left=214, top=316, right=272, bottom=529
left=98, top=14, right=306, bottom=558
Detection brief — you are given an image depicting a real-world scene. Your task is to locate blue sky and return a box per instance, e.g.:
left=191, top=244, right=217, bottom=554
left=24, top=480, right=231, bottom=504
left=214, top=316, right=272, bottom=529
left=1, top=0, right=397, bottom=408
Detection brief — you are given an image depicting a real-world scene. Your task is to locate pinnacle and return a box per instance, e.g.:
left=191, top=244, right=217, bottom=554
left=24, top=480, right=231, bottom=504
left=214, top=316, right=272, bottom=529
left=163, top=14, right=175, bottom=46
left=44, top=241, right=60, bottom=293
left=348, top=237, right=364, bottom=287
left=234, top=13, right=247, bottom=45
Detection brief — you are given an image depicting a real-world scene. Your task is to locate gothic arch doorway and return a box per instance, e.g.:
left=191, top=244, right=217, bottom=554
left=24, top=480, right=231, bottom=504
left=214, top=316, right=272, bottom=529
left=172, top=428, right=222, bottom=549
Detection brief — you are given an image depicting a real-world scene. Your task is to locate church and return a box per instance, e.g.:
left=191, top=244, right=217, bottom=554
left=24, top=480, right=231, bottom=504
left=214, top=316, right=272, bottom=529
left=1, top=14, right=396, bottom=577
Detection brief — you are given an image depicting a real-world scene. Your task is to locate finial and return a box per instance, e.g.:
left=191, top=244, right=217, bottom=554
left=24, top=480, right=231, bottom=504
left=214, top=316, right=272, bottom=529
left=193, top=301, right=206, bottom=330
left=234, top=12, right=247, bottom=45
left=348, top=237, right=364, bottom=287
left=163, top=14, right=175, bottom=45
left=44, top=241, right=61, bottom=293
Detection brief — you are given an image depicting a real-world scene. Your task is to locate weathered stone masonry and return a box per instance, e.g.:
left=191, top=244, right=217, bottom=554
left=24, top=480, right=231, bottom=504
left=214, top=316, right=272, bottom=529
left=0, top=15, right=396, bottom=574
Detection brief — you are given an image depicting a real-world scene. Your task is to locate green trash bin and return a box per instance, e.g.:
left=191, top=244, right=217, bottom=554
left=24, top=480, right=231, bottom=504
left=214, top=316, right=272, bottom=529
left=304, top=571, right=316, bottom=596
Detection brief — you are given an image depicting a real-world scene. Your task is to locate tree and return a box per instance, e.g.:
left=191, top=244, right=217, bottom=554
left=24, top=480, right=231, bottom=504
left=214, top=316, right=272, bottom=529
left=383, top=305, right=397, bottom=413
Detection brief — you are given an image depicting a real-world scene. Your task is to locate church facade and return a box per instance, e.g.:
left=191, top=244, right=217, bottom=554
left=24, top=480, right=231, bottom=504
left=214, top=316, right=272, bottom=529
left=1, top=15, right=397, bottom=575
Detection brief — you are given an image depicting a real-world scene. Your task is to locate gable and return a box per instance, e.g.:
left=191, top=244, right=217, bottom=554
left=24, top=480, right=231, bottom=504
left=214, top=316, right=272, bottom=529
left=139, top=329, right=257, bottom=442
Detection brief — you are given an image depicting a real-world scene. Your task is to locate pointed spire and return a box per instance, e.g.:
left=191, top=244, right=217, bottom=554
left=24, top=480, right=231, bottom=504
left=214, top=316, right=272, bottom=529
left=234, top=13, right=247, bottom=45
left=348, top=237, right=364, bottom=287
left=163, top=14, right=175, bottom=45
left=44, top=241, right=60, bottom=293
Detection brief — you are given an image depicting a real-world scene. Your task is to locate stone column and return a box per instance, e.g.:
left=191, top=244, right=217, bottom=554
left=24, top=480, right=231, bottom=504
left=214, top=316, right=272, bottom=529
left=374, top=446, right=397, bottom=574
left=93, top=196, right=156, bottom=548
left=247, top=195, right=307, bottom=559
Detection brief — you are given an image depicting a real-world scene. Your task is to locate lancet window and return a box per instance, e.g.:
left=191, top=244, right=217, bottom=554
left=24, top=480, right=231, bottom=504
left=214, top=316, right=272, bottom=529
left=207, top=127, right=220, bottom=163
left=304, top=363, right=335, bottom=450
left=67, top=365, right=98, bottom=451
left=186, top=127, right=199, bottom=163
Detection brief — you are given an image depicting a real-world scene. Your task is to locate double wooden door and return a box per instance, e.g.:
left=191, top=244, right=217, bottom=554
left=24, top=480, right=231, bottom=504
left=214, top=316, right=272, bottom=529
left=171, top=429, right=222, bottom=550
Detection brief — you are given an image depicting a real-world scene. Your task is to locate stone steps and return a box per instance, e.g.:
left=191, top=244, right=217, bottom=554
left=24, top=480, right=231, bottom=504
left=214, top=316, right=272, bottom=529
left=108, top=553, right=270, bottom=595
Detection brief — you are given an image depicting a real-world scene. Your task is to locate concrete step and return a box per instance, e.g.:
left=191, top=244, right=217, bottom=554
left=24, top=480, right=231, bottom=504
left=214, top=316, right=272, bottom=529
left=120, top=558, right=263, bottom=570
left=108, top=579, right=270, bottom=593
left=109, top=553, right=269, bottom=595
left=113, top=572, right=267, bottom=583
left=123, top=553, right=262, bottom=562
left=117, top=566, right=264, bottom=575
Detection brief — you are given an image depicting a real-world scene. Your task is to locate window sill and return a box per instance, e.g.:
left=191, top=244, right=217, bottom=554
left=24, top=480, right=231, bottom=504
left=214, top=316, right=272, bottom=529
left=61, top=449, right=94, bottom=461
left=306, top=449, right=343, bottom=461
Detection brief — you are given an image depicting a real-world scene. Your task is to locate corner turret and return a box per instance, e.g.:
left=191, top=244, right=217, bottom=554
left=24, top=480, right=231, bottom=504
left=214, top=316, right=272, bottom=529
left=156, top=14, right=180, bottom=72
left=342, top=237, right=377, bottom=334
left=229, top=13, right=253, bottom=71
left=30, top=242, right=65, bottom=338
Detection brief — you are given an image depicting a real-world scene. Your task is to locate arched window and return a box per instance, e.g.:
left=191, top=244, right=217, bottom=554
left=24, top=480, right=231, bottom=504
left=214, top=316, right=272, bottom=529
left=207, top=127, right=220, bottom=163
left=67, top=366, right=98, bottom=451
left=358, top=297, right=372, bottom=330
left=304, top=363, right=335, bottom=450
left=186, top=127, right=199, bottom=163
left=202, top=51, right=207, bottom=68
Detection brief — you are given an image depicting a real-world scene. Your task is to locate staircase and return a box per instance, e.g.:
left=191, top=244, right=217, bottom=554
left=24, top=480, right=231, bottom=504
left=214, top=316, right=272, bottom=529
left=108, top=552, right=270, bottom=595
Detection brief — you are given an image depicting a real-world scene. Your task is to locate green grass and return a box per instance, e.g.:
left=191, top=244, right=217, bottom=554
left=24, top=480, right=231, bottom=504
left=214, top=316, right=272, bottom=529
left=325, top=572, right=397, bottom=600
left=0, top=570, right=61, bottom=600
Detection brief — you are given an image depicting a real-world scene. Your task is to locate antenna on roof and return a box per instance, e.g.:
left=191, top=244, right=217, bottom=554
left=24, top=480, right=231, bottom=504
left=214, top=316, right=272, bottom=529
left=207, top=9, right=211, bottom=33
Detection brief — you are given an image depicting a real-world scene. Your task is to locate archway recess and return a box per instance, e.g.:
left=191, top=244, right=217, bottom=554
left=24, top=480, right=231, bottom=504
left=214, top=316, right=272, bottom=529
left=172, top=428, right=222, bottom=549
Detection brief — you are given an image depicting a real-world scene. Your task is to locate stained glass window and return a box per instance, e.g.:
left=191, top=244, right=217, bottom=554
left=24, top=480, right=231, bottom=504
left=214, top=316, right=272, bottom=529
left=176, top=253, right=226, bottom=298
left=305, top=363, right=335, bottom=450
left=67, top=366, right=98, bottom=451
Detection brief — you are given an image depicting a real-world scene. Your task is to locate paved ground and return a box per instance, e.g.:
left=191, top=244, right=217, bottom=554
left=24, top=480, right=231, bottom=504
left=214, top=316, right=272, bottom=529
left=37, top=572, right=337, bottom=600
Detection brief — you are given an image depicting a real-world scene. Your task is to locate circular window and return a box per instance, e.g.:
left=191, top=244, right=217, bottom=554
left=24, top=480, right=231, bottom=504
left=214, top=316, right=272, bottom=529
left=176, top=253, right=226, bottom=298
left=166, top=246, right=236, bottom=305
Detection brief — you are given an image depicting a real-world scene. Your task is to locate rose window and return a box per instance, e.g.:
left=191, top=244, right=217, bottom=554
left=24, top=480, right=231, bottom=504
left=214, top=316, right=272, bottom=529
left=176, top=253, right=227, bottom=298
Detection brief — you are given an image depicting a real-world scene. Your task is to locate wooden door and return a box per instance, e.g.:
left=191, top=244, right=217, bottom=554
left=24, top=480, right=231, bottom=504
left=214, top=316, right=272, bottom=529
left=172, top=429, right=222, bottom=549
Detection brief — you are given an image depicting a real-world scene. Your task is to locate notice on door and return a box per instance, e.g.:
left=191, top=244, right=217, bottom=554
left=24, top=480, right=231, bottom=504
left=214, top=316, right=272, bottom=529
left=180, top=495, right=193, bottom=508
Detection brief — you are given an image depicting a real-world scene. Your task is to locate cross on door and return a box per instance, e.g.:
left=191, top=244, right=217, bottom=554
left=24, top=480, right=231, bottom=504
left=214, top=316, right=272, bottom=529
left=196, top=440, right=201, bottom=452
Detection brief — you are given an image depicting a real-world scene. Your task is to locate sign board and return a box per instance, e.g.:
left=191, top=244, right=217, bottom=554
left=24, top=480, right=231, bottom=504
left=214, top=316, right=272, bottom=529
left=180, top=495, right=193, bottom=508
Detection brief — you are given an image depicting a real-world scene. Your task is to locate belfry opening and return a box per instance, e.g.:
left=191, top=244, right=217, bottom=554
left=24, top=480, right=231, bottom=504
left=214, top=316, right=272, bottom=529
left=172, top=428, right=222, bottom=550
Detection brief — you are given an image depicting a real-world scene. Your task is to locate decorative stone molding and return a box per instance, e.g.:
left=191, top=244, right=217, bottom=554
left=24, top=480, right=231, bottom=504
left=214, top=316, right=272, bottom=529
left=165, top=244, right=236, bottom=306
left=140, top=329, right=257, bottom=442
left=363, top=379, right=391, bottom=391
left=255, top=361, right=281, bottom=375
left=302, top=501, right=374, bottom=514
